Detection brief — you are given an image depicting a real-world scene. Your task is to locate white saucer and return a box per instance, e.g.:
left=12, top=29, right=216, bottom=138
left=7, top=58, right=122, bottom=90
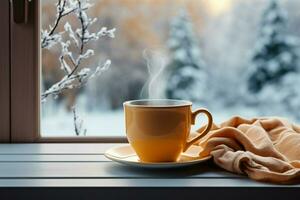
left=105, top=144, right=211, bottom=169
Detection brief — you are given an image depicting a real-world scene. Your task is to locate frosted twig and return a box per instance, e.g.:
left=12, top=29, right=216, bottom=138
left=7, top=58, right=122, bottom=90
left=72, top=106, right=87, bottom=136
left=41, top=0, right=115, bottom=102
left=41, top=0, right=80, bottom=49
left=41, top=0, right=115, bottom=136
left=41, top=60, right=111, bottom=101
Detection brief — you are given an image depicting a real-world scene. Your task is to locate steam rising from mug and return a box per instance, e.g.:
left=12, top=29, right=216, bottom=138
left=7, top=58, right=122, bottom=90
left=140, top=49, right=167, bottom=99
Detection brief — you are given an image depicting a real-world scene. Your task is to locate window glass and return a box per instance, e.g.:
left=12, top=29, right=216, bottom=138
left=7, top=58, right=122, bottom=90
left=41, top=0, right=300, bottom=136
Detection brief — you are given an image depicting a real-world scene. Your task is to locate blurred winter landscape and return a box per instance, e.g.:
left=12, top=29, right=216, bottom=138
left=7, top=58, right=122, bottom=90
left=41, top=0, right=300, bottom=136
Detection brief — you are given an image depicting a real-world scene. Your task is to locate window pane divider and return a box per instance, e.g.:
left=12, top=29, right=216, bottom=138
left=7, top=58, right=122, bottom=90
left=0, top=0, right=11, bottom=142
left=10, top=0, right=39, bottom=142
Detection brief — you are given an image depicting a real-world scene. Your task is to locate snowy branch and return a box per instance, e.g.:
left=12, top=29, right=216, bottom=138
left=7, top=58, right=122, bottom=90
left=41, top=0, right=80, bottom=49
left=41, top=59, right=111, bottom=101
left=41, top=0, right=115, bottom=102
left=41, top=0, right=115, bottom=135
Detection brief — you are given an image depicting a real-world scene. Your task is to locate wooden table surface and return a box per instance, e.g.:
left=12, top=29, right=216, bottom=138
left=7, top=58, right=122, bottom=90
left=0, top=143, right=299, bottom=199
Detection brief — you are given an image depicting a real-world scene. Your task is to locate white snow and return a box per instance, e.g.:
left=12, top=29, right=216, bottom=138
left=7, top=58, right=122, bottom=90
left=41, top=105, right=273, bottom=137
left=42, top=110, right=126, bottom=137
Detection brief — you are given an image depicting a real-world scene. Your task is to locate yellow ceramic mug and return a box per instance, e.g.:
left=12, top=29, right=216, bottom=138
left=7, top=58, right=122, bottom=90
left=124, top=99, right=213, bottom=162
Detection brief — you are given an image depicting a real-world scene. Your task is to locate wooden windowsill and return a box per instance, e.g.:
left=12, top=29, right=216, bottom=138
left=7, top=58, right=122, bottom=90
left=0, top=143, right=299, bottom=199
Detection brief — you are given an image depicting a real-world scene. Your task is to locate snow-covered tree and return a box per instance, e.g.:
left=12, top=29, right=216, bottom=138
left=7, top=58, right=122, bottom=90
left=41, top=0, right=115, bottom=135
left=248, top=0, right=299, bottom=93
left=256, top=72, right=300, bottom=120
left=245, top=0, right=300, bottom=120
left=165, top=9, right=207, bottom=102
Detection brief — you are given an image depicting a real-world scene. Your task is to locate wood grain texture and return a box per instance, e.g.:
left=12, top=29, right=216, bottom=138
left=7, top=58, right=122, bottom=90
left=0, top=143, right=115, bottom=154
left=0, top=162, right=240, bottom=179
left=0, top=178, right=277, bottom=187
left=0, top=154, right=109, bottom=162
left=0, top=0, right=10, bottom=142
left=0, top=143, right=299, bottom=189
left=10, top=0, right=39, bottom=142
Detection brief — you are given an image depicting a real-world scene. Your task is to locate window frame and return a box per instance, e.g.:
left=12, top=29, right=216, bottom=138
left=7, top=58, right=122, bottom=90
left=3, top=0, right=127, bottom=143
left=0, top=0, right=10, bottom=143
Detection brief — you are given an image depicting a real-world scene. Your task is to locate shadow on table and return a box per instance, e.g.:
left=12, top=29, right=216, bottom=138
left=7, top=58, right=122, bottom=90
left=106, top=159, right=242, bottom=178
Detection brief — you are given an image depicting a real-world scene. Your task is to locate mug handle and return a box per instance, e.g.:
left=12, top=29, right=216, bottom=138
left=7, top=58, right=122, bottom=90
left=183, top=108, right=213, bottom=152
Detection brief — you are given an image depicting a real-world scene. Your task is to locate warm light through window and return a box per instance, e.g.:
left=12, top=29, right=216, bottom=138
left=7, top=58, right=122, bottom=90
left=207, top=0, right=233, bottom=16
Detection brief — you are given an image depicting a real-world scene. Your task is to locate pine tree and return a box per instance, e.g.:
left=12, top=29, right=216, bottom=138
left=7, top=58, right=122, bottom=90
left=248, top=0, right=299, bottom=93
left=165, top=9, right=206, bottom=102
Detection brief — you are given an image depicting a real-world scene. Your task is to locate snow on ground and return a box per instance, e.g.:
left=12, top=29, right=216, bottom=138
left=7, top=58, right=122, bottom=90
left=42, top=110, right=126, bottom=137
left=42, top=105, right=265, bottom=137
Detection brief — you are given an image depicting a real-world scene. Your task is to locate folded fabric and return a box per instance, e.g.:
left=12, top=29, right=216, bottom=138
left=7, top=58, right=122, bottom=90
left=196, top=116, right=300, bottom=184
